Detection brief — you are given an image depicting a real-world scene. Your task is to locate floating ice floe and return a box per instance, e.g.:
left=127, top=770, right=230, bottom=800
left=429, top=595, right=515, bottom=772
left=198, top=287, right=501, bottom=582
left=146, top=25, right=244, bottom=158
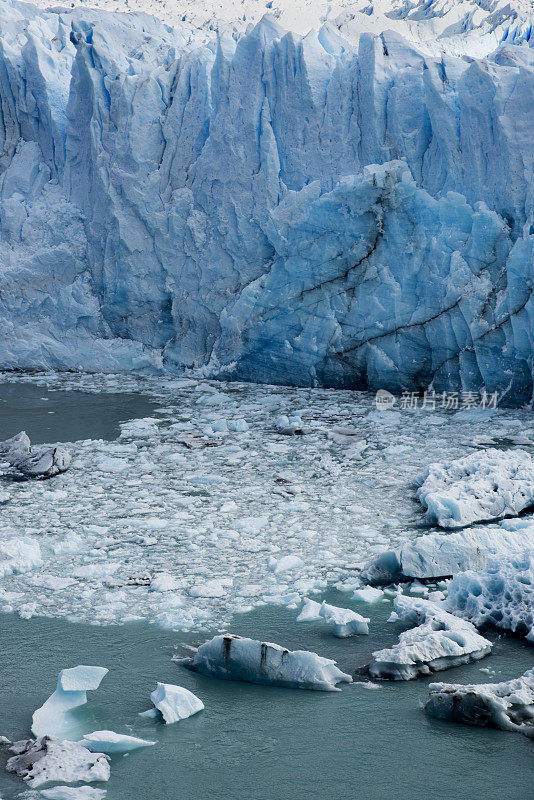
left=40, top=786, right=106, bottom=800
left=268, top=555, right=303, bottom=574
left=40, top=787, right=107, bottom=800
left=77, top=731, right=155, bottom=754
left=140, top=683, right=204, bottom=724
left=445, top=552, right=534, bottom=641
left=361, top=525, right=534, bottom=583
left=6, top=737, right=110, bottom=788
left=425, top=669, right=534, bottom=739
left=415, top=449, right=534, bottom=528
left=0, top=431, right=71, bottom=478
left=368, top=596, right=492, bottom=680
left=32, top=666, right=109, bottom=739
left=297, top=599, right=369, bottom=637
left=0, top=537, right=42, bottom=578
left=353, top=587, right=384, bottom=603
left=186, top=635, right=352, bottom=691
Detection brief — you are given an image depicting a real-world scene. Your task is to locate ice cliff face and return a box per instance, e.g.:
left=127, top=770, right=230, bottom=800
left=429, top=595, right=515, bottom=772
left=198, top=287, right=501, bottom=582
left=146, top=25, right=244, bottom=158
left=1, top=0, right=534, bottom=399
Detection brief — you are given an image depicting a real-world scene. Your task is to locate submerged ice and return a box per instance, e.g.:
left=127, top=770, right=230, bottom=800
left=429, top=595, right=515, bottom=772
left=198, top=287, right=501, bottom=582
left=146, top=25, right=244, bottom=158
left=1, top=1, right=534, bottom=399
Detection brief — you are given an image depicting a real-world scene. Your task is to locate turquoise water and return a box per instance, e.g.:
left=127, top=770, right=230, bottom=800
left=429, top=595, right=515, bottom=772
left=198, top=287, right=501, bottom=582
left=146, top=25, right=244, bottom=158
left=0, top=598, right=532, bottom=800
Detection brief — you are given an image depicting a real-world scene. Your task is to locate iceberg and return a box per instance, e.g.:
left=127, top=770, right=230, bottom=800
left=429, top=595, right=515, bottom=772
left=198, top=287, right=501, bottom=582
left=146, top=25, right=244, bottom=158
left=32, top=666, right=109, bottom=739
left=1, top=1, right=534, bottom=402
left=186, top=634, right=352, bottom=690
left=140, top=683, right=204, bottom=724
left=6, top=737, right=110, bottom=788
left=0, top=431, right=71, bottom=478
left=297, top=598, right=369, bottom=637
left=77, top=731, right=155, bottom=754
left=415, top=450, right=534, bottom=528
left=368, top=596, right=492, bottom=680
left=445, top=552, right=534, bottom=641
left=361, top=525, right=534, bottom=583
left=425, top=669, right=534, bottom=739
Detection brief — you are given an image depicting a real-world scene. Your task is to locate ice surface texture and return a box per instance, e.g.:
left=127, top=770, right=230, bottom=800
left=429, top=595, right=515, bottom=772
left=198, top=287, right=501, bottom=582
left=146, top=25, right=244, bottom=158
left=426, top=668, right=534, bottom=739
left=1, top=2, right=534, bottom=400
left=369, top=596, right=492, bottom=680
left=415, top=449, right=534, bottom=528
left=445, top=552, right=534, bottom=641
left=187, top=634, right=353, bottom=690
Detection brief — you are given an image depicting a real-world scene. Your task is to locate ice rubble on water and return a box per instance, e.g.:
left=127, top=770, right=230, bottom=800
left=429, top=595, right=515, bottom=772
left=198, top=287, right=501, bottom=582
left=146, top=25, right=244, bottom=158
left=425, top=668, right=534, bottom=739
left=368, top=596, right=492, bottom=680
left=32, top=666, right=109, bottom=739
left=445, top=552, right=534, bottom=641
left=297, top=598, right=369, bottom=637
left=140, top=682, right=204, bottom=724
left=415, top=449, right=534, bottom=528
left=361, top=523, right=534, bottom=583
left=1, top=1, right=534, bottom=401
left=0, top=536, right=42, bottom=578
left=0, top=432, right=71, bottom=478
left=186, top=634, right=353, bottom=690
left=77, top=731, right=155, bottom=753
left=6, top=737, right=110, bottom=788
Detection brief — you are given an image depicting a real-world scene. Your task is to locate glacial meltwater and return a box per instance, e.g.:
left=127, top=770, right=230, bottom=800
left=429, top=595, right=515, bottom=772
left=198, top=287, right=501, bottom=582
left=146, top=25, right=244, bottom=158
left=0, top=376, right=532, bottom=799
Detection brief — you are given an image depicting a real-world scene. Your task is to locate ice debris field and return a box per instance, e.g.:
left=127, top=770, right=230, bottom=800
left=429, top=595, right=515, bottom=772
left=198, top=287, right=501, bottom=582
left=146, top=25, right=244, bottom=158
left=1, top=0, right=534, bottom=400
left=0, top=371, right=534, bottom=636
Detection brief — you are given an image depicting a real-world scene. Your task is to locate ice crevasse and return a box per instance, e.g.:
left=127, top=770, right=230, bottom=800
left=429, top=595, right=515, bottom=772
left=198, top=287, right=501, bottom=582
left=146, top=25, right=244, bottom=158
left=1, top=1, right=534, bottom=400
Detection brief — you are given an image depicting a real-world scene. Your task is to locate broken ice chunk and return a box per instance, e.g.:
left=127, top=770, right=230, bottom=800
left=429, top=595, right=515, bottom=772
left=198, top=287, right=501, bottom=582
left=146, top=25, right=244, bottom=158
left=40, top=787, right=107, bottom=800
left=368, top=596, right=491, bottom=680
left=186, top=634, right=352, bottom=691
left=78, top=731, right=155, bottom=753
left=0, top=430, right=70, bottom=478
left=140, top=683, right=204, bottom=724
left=6, top=737, right=110, bottom=788
left=425, top=669, right=534, bottom=738
left=297, top=599, right=369, bottom=637
left=32, top=666, right=109, bottom=739
left=353, top=586, right=384, bottom=603
left=415, top=449, right=534, bottom=528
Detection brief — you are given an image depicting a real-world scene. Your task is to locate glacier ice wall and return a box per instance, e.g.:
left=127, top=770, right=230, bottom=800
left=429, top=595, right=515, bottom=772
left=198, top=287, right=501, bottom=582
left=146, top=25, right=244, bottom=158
left=1, top=1, right=534, bottom=399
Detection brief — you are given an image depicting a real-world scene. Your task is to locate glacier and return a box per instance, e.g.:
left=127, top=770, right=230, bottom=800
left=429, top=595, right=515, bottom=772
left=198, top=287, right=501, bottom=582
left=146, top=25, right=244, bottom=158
left=1, top=0, right=534, bottom=399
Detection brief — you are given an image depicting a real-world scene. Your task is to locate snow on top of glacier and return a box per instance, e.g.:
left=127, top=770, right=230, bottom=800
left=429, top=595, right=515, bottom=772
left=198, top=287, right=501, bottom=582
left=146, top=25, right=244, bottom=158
left=23, top=0, right=534, bottom=56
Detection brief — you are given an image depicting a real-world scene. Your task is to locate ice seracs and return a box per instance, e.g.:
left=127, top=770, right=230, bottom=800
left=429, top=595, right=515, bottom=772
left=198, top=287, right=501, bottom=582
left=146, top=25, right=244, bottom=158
left=425, top=669, right=534, bottom=739
left=414, top=449, right=534, bottom=528
left=6, top=737, right=110, bottom=788
left=140, top=683, right=204, bottom=724
left=361, top=525, right=534, bottom=583
left=77, top=731, right=155, bottom=753
left=368, top=596, right=492, bottom=680
left=0, top=431, right=71, bottom=478
left=186, top=634, right=352, bottom=691
left=445, top=552, right=534, bottom=641
left=297, top=599, right=369, bottom=637
left=32, top=666, right=109, bottom=739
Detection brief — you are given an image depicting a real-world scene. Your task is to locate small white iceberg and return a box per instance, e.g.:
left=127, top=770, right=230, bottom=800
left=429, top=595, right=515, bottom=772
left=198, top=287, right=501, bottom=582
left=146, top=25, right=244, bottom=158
left=32, top=666, right=109, bottom=739
left=140, top=683, right=204, bottom=724
left=78, top=731, right=155, bottom=754
left=297, top=599, right=369, bottom=637
left=425, top=668, right=534, bottom=739
left=186, top=634, right=352, bottom=691
left=368, top=596, right=491, bottom=680
left=353, top=586, right=384, bottom=603
left=6, top=737, right=110, bottom=788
